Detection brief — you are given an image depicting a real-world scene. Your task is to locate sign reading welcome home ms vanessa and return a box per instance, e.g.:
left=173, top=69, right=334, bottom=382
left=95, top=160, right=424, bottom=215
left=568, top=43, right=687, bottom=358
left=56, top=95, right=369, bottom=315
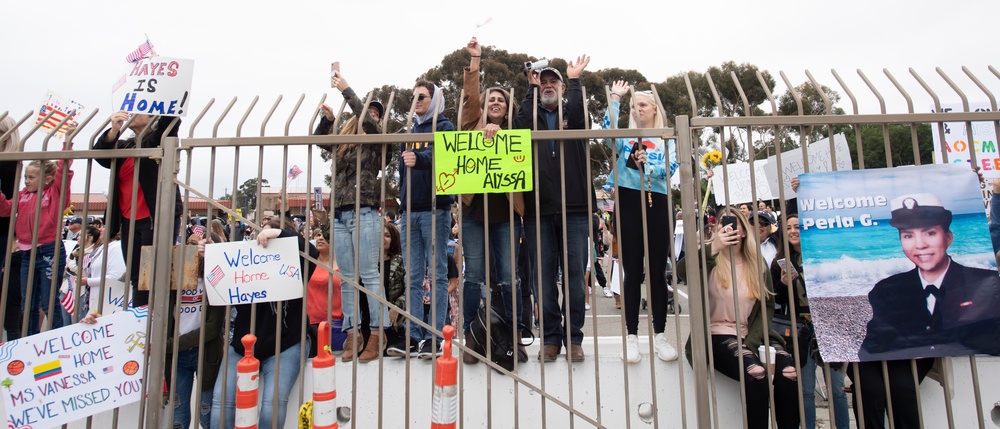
left=434, top=129, right=533, bottom=194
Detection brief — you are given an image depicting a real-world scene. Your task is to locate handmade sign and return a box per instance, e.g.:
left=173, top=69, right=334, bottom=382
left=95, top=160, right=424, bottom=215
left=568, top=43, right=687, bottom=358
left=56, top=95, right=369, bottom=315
left=111, top=56, right=194, bottom=117
left=203, top=237, right=304, bottom=306
left=0, top=307, right=148, bottom=428
left=797, top=163, right=1000, bottom=362
left=35, top=90, right=84, bottom=135
left=931, top=102, right=1000, bottom=178
left=137, top=244, right=200, bottom=291
left=763, top=133, right=853, bottom=199
left=433, top=129, right=533, bottom=194
left=711, top=160, right=773, bottom=205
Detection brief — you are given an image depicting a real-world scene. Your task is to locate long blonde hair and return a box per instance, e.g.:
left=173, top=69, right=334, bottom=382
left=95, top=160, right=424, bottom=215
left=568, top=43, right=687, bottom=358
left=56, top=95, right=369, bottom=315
left=335, top=116, right=362, bottom=159
left=0, top=116, right=21, bottom=153
left=712, top=207, right=767, bottom=301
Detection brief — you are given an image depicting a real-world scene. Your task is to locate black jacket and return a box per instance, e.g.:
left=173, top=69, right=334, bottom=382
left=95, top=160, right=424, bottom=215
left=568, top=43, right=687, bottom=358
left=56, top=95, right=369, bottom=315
left=512, top=79, right=595, bottom=216
left=859, top=259, right=1000, bottom=361
left=398, top=114, right=455, bottom=213
left=94, top=116, right=183, bottom=238
left=230, top=229, right=317, bottom=360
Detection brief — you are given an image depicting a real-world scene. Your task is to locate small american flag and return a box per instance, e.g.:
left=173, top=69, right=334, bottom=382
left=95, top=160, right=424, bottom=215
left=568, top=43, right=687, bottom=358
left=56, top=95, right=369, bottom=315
left=287, top=165, right=303, bottom=180
left=207, top=265, right=225, bottom=287
left=60, top=285, right=75, bottom=315
left=125, top=38, right=154, bottom=63
left=103, top=366, right=113, bottom=374
left=192, top=224, right=205, bottom=238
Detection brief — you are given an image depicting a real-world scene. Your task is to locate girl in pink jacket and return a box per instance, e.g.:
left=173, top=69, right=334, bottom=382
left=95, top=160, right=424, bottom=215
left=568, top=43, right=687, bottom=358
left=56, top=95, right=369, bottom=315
left=0, top=126, right=75, bottom=335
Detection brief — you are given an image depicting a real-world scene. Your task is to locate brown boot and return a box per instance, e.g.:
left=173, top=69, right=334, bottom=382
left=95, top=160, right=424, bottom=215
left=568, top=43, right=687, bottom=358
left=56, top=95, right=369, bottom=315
left=358, top=330, right=382, bottom=363
left=614, top=294, right=622, bottom=309
left=341, top=331, right=358, bottom=362
left=462, top=336, right=479, bottom=365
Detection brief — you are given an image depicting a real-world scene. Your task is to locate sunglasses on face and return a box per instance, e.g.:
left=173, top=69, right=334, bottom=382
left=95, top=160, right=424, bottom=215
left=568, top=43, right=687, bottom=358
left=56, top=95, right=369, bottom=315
left=413, top=94, right=430, bottom=102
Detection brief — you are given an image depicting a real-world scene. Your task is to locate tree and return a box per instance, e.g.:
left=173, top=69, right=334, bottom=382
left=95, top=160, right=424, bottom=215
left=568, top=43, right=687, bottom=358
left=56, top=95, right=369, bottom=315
left=237, top=178, right=268, bottom=213
left=845, top=123, right=934, bottom=169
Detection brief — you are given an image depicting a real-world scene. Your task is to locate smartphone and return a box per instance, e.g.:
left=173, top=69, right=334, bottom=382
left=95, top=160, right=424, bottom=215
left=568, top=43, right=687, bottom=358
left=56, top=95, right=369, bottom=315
left=776, top=258, right=787, bottom=270
left=330, top=62, right=340, bottom=85
left=313, top=187, right=323, bottom=210
left=625, top=140, right=643, bottom=170
left=720, top=215, right=737, bottom=232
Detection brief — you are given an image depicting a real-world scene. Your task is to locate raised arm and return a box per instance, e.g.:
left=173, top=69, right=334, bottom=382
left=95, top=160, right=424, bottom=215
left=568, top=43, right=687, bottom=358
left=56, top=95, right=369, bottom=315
left=461, top=37, right=484, bottom=131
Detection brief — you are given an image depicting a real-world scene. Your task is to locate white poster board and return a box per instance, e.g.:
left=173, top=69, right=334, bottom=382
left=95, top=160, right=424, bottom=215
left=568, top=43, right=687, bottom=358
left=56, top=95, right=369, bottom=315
left=931, top=102, right=1000, bottom=178
left=711, top=160, right=773, bottom=205
left=111, top=56, right=194, bottom=117
left=90, top=279, right=131, bottom=315
left=36, top=90, right=84, bottom=135
left=0, top=308, right=148, bottom=428
left=203, top=237, right=304, bottom=306
left=763, top=133, right=853, bottom=199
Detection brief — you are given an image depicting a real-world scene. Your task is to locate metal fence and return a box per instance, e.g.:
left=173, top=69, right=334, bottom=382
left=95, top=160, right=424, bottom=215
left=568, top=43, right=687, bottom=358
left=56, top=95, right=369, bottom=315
left=0, top=64, right=999, bottom=429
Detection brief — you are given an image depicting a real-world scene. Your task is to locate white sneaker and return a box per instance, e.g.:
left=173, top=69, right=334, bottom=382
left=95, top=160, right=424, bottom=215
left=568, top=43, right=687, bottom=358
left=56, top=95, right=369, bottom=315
left=622, top=334, right=640, bottom=363
left=654, top=333, right=678, bottom=362
left=585, top=302, right=591, bottom=310
left=603, top=288, right=613, bottom=298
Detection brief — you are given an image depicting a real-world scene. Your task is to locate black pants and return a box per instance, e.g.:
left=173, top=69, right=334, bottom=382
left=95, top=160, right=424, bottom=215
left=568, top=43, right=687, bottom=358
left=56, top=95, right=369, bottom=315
left=3, top=250, right=23, bottom=340
left=592, top=254, right=607, bottom=288
left=618, top=187, right=670, bottom=335
left=848, top=359, right=934, bottom=429
left=711, top=334, right=800, bottom=429
left=120, top=217, right=154, bottom=307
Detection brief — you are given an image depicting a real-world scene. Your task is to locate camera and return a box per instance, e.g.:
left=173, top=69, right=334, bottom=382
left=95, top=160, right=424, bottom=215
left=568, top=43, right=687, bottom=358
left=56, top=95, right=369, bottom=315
left=523, top=58, right=550, bottom=72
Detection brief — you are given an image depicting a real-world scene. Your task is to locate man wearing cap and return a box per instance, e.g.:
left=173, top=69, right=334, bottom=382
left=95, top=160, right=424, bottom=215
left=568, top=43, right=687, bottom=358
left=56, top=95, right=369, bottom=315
left=854, top=192, right=1000, bottom=429
left=751, top=211, right=778, bottom=267
left=512, top=55, right=594, bottom=362
left=64, top=217, right=83, bottom=241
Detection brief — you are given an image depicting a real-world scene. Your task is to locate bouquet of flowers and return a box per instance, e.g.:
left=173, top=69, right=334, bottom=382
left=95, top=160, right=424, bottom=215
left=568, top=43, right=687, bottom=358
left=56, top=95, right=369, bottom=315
left=700, top=149, right=723, bottom=211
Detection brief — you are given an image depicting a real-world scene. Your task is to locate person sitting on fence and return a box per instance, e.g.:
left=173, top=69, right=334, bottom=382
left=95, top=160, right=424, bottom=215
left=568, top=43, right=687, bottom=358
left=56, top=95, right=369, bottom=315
left=456, top=37, right=526, bottom=365
left=602, top=80, right=679, bottom=363
left=211, top=217, right=316, bottom=429
left=770, top=213, right=849, bottom=429
left=678, top=207, right=800, bottom=429
left=0, top=120, right=76, bottom=336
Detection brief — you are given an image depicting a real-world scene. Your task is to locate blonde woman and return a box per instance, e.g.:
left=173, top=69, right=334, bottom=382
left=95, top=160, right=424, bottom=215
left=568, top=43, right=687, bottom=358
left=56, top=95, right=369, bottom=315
left=678, top=208, right=799, bottom=429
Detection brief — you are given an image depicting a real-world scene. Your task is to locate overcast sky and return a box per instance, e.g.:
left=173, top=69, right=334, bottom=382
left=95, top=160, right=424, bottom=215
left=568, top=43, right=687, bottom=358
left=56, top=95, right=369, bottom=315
left=3, top=0, right=998, bottom=196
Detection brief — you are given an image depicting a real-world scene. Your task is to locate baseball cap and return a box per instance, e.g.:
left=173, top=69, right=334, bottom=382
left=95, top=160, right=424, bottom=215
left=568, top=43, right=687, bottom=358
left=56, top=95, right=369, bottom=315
left=368, top=100, right=385, bottom=119
left=69, top=217, right=82, bottom=225
left=752, top=211, right=774, bottom=226
left=539, top=67, right=563, bottom=82
left=889, top=193, right=952, bottom=230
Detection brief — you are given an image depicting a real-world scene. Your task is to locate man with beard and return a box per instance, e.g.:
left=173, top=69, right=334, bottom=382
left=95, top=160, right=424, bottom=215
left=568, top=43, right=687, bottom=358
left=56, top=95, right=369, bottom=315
left=513, top=56, right=594, bottom=362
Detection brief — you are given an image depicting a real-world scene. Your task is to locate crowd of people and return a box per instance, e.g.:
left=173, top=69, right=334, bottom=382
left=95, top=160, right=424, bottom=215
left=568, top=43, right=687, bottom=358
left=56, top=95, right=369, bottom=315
left=0, top=36, right=974, bottom=429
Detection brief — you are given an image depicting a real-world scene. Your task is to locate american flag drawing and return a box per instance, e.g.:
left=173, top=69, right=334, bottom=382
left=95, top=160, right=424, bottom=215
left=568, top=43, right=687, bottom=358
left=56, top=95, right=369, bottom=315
left=111, top=74, right=127, bottom=92
left=207, top=265, right=225, bottom=287
left=35, top=90, right=83, bottom=135
left=103, top=366, right=114, bottom=374
left=60, top=285, right=75, bottom=315
left=126, top=38, right=155, bottom=63
left=287, top=165, right=303, bottom=180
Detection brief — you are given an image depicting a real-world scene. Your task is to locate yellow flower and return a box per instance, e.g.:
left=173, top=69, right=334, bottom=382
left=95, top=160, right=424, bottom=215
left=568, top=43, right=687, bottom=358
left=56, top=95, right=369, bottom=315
left=701, top=150, right=723, bottom=169
left=709, top=150, right=722, bottom=163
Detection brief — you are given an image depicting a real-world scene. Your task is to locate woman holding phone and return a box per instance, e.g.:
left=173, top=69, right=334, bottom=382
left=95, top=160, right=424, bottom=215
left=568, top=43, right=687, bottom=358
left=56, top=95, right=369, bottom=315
left=602, top=81, right=678, bottom=363
left=313, top=66, right=388, bottom=363
left=678, top=208, right=799, bottom=429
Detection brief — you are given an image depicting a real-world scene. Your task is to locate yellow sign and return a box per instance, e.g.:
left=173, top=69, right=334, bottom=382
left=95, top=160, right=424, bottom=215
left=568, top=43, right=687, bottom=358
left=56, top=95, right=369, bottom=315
left=433, top=129, right=533, bottom=194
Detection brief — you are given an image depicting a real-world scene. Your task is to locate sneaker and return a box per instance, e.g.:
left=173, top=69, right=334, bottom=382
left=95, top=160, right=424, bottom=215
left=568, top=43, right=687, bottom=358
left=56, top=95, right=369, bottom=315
left=386, top=338, right=418, bottom=358
left=603, top=287, right=613, bottom=298
left=585, top=302, right=591, bottom=311
left=654, top=333, right=678, bottom=362
left=418, top=339, right=441, bottom=360
left=622, top=334, right=640, bottom=363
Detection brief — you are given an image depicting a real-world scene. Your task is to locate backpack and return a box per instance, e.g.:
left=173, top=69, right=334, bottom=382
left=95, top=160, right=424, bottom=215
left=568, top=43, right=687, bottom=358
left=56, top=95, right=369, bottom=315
left=468, top=288, right=526, bottom=372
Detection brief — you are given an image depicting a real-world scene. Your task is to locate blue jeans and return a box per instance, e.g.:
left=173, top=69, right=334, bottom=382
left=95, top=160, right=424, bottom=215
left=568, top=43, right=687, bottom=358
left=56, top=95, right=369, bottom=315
left=524, top=214, right=588, bottom=346
left=21, top=242, right=66, bottom=336
left=802, top=354, right=849, bottom=429
left=399, top=208, right=451, bottom=341
left=461, top=216, right=521, bottom=333
left=169, top=348, right=213, bottom=429
left=211, top=341, right=304, bottom=429
left=333, top=207, right=387, bottom=330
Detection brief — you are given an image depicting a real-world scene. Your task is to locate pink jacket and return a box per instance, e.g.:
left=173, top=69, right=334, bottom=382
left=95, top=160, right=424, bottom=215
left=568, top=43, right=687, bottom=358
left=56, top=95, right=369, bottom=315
left=0, top=160, right=73, bottom=248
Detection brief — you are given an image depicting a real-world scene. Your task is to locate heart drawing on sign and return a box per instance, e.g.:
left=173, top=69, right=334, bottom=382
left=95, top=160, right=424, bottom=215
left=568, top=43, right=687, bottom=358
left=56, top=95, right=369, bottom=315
left=437, top=171, right=457, bottom=192
left=513, top=155, right=525, bottom=163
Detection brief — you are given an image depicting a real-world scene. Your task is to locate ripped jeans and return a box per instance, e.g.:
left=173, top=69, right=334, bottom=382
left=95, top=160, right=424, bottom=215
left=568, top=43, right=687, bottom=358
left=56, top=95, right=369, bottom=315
left=166, top=348, right=212, bottom=429
left=711, top=334, right=800, bottom=429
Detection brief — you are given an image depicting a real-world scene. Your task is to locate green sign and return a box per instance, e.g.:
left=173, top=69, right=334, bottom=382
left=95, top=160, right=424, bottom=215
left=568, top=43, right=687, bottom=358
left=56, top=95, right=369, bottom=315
left=433, top=129, right=533, bottom=194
